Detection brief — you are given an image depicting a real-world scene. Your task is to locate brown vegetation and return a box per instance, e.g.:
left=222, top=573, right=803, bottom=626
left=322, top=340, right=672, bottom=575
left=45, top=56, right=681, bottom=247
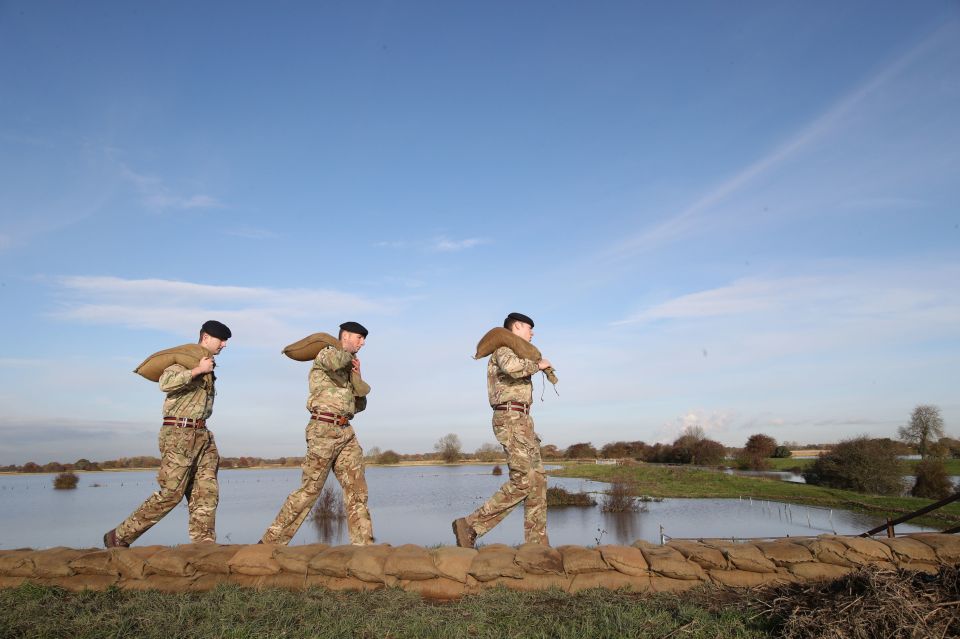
left=545, top=486, right=596, bottom=507
left=802, top=437, right=904, bottom=495
left=52, top=472, right=79, bottom=489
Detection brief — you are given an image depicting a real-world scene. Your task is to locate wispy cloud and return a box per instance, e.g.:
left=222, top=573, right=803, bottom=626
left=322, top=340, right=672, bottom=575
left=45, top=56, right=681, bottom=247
left=609, top=22, right=955, bottom=257
left=432, top=236, right=486, bottom=252
left=120, top=165, right=224, bottom=211
left=47, top=276, right=400, bottom=346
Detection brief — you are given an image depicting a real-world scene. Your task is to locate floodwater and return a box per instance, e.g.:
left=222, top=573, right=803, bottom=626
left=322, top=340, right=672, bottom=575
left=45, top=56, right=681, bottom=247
left=0, top=465, right=936, bottom=549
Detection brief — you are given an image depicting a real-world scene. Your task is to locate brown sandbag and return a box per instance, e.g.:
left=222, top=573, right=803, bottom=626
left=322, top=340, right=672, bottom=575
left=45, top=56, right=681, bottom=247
left=308, top=546, right=356, bottom=578
left=189, top=545, right=240, bottom=575
left=569, top=571, right=651, bottom=593
left=274, top=544, right=328, bottom=574
left=0, top=576, right=28, bottom=588
left=111, top=546, right=165, bottom=579
left=282, top=333, right=341, bottom=361
left=788, top=562, right=854, bottom=581
left=598, top=545, right=649, bottom=576
left=228, top=544, right=282, bottom=576
left=134, top=344, right=211, bottom=382
left=119, top=575, right=198, bottom=593
left=666, top=540, right=728, bottom=570
left=347, top=544, right=392, bottom=583
left=648, top=576, right=703, bottom=593
left=708, top=569, right=789, bottom=588
left=29, top=547, right=85, bottom=578
left=401, top=576, right=468, bottom=600
left=468, top=545, right=522, bottom=582
left=432, top=547, right=477, bottom=583
left=482, top=573, right=572, bottom=593
left=794, top=538, right=854, bottom=568
left=145, top=548, right=196, bottom=577
left=754, top=540, right=815, bottom=567
left=48, top=574, right=119, bottom=591
left=0, top=551, right=35, bottom=577
left=282, top=333, right=370, bottom=397
left=637, top=545, right=706, bottom=581
left=828, top=535, right=894, bottom=564
left=705, top=541, right=776, bottom=574
left=515, top=543, right=565, bottom=575
left=315, top=575, right=384, bottom=592
left=912, top=533, right=960, bottom=563
left=557, top=545, right=608, bottom=574
left=473, top=327, right=558, bottom=384
left=384, top=544, right=438, bottom=581
left=877, top=537, right=939, bottom=564
left=70, top=550, right=118, bottom=576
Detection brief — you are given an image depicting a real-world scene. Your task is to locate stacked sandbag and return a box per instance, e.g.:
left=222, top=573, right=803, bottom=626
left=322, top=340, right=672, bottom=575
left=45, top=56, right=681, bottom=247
left=1, top=534, right=958, bottom=598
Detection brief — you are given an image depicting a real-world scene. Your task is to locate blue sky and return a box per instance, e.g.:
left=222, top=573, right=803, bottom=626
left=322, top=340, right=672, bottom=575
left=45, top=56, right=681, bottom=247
left=1, top=2, right=957, bottom=465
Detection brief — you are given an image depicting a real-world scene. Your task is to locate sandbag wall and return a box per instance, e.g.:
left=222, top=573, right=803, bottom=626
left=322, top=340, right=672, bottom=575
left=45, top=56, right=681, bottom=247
left=0, top=534, right=958, bottom=599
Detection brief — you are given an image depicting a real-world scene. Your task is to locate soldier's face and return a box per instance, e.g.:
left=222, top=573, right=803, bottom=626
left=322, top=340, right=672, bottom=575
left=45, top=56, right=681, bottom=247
left=511, top=321, right=534, bottom=342
left=341, top=331, right=365, bottom=354
left=200, top=333, right=228, bottom=355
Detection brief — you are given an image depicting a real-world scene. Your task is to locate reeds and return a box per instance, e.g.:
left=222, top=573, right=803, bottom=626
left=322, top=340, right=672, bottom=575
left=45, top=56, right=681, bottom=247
left=546, top=486, right=596, bottom=507
left=601, top=480, right=644, bottom=512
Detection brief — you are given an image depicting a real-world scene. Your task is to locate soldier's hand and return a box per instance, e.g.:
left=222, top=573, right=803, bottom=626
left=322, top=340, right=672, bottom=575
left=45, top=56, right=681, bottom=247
left=538, top=358, right=552, bottom=370
left=193, top=357, right=215, bottom=376
left=352, top=358, right=361, bottom=374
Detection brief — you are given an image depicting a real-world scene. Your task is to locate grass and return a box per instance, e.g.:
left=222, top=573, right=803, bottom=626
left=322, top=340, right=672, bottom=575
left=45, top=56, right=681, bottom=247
left=0, top=582, right=774, bottom=639
left=549, top=462, right=960, bottom=529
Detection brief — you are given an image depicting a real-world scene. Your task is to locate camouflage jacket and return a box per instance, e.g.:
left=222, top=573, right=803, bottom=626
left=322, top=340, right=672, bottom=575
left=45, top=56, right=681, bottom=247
left=306, top=346, right=366, bottom=417
left=487, top=346, right=540, bottom=407
left=160, top=365, right=216, bottom=420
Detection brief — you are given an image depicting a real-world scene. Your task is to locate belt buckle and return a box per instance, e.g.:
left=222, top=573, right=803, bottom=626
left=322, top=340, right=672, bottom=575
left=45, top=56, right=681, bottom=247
left=336, top=415, right=349, bottom=427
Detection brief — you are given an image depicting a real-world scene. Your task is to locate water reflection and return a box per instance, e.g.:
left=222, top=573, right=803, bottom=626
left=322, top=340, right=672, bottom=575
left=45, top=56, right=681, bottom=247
left=0, top=465, right=938, bottom=550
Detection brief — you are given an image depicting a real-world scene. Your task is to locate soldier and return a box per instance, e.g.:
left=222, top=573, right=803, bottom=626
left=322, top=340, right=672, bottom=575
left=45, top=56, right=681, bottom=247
left=261, top=321, right=374, bottom=545
left=452, top=312, right=553, bottom=547
left=103, top=319, right=231, bottom=547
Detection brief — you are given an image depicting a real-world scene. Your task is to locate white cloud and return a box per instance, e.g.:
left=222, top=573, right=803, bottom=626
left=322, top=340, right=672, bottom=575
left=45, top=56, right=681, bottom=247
left=120, top=165, right=224, bottom=211
left=656, top=409, right=738, bottom=444
left=433, top=236, right=485, bottom=252
left=48, top=276, right=400, bottom=346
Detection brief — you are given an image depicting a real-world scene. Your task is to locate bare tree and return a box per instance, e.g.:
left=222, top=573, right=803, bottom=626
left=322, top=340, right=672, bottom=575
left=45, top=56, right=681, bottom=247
left=435, top=433, right=462, bottom=464
left=898, top=405, right=945, bottom=458
left=474, top=442, right=503, bottom=462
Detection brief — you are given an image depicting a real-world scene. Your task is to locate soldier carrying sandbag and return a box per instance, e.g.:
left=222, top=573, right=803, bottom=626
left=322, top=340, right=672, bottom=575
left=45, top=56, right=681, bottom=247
left=260, top=321, right=374, bottom=546
left=104, top=319, right=232, bottom=548
left=452, top=312, right=556, bottom=548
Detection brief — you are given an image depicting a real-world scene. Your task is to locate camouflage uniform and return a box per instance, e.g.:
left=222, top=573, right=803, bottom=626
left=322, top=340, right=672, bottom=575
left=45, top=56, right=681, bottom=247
left=464, top=346, right=549, bottom=544
left=261, top=345, right=374, bottom=545
left=114, top=365, right=219, bottom=544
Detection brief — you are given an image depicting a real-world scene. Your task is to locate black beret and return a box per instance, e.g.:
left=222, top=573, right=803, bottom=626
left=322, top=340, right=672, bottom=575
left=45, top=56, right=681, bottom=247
left=339, top=321, right=369, bottom=337
left=201, top=320, right=232, bottom=340
left=504, top=312, right=534, bottom=328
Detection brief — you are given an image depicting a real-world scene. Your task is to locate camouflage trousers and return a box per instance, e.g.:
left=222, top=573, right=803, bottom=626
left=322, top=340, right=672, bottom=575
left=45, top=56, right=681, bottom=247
left=115, top=425, right=219, bottom=545
left=465, top=411, right=549, bottom=545
left=261, top=420, right=374, bottom=545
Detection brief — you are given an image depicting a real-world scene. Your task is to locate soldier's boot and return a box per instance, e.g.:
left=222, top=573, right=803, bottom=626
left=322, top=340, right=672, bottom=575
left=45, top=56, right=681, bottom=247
left=452, top=518, right=476, bottom=548
left=103, top=529, right=129, bottom=549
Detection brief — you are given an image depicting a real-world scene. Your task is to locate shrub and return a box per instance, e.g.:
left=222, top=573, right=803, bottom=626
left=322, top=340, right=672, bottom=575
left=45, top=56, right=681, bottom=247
left=564, top=442, right=598, bottom=459
left=772, top=446, right=792, bottom=458
left=491, top=465, right=503, bottom=476
left=601, top=480, right=642, bottom=512
left=546, top=486, right=596, bottom=507
left=802, top=436, right=903, bottom=495
left=377, top=450, right=401, bottom=465
left=311, top=486, right=345, bottom=523
left=911, top=458, right=955, bottom=500
left=53, top=472, right=79, bottom=489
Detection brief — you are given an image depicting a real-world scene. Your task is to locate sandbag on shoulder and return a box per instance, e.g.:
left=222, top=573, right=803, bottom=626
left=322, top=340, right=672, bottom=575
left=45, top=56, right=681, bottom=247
left=282, top=333, right=341, bottom=361
left=474, top=327, right=558, bottom=384
left=282, top=333, right=370, bottom=397
left=134, top=344, right=211, bottom=382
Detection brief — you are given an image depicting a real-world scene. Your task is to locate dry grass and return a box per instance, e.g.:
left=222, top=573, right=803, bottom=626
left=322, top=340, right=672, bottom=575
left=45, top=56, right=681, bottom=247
left=601, top=480, right=644, bottom=513
left=546, top=486, right=596, bottom=507
left=741, top=565, right=960, bottom=638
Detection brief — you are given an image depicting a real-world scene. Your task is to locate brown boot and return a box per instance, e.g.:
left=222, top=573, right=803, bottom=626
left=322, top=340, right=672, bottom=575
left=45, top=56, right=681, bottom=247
left=103, top=528, right=129, bottom=548
left=451, top=518, right=476, bottom=548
